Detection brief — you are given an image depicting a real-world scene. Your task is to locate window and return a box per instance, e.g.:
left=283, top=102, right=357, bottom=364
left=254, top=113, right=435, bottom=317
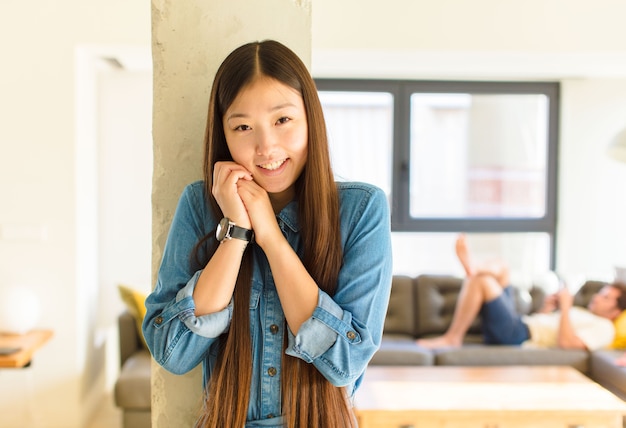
left=316, top=79, right=559, bottom=272
left=317, top=90, right=394, bottom=195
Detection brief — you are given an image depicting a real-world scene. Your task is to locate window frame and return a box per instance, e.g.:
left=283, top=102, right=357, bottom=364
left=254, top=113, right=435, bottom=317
left=315, top=79, right=560, bottom=267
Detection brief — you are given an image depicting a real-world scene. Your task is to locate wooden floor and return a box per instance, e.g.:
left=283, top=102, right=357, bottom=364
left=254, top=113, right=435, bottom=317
left=86, top=393, right=122, bottom=428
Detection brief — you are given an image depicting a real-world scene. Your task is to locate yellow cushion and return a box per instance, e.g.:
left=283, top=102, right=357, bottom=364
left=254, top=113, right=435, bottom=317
left=611, top=310, right=626, bottom=349
left=118, top=284, right=148, bottom=348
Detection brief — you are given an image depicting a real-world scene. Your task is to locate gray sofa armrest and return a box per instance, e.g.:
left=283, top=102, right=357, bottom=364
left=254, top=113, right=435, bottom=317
left=119, top=310, right=142, bottom=367
left=590, top=349, right=626, bottom=400
left=115, top=310, right=152, bottom=428
left=115, top=350, right=152, bottom=410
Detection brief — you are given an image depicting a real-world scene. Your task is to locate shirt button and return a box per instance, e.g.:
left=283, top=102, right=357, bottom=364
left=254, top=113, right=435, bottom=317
left=155, top=316, right=163, bottom=325
left=267, top=414, right=275, bottom=419
left=268, top=367, right=277, bottom=377
left=270, top=324, right=279, bottom=334
left=346, top=331, right=356, bottom=340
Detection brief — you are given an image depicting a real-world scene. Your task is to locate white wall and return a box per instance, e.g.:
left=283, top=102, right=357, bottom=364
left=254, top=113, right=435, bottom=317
left=0, top=2, right=150, bottom=427
left=558, top=78, right=626, bottom=279
left=313, top=0, right=626, bottom=53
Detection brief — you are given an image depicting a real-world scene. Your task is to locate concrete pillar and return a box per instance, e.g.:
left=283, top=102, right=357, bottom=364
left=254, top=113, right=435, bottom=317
left=150, top=0, right=312, bottom=426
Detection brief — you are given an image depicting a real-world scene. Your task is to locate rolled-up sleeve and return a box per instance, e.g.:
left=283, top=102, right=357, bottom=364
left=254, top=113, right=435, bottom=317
left=286, top=291, right=354, bottom=362
left=175, top=271, right=233, bottom=337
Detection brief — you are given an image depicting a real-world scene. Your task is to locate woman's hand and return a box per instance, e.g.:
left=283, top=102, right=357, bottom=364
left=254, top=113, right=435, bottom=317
left=212, top=161, right=253, bottom=228
left=236, top=179, right=283, bottom=247
left=556, top=287, right=574, bottom=312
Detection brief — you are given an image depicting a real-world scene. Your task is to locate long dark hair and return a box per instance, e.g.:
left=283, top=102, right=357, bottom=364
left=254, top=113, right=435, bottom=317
left=196, top=40, right=354, bottom=427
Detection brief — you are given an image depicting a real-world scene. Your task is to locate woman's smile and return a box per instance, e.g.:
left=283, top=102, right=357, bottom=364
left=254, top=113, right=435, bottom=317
left=258, top=158, right=288, bottom=172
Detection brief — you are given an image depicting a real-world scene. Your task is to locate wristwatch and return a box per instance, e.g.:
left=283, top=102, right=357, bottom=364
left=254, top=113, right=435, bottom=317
left=215, top=217, right=254, bottom=243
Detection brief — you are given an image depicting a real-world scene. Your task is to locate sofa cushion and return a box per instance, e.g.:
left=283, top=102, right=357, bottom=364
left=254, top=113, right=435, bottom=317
left=573, top=280, right=606, bottom=307
left=590, top=349, right=626, bottom=400
left=115, top=350, right=152, bottom=410
left=371, top=336, right=434, bottom=365
left=414, top=275, right=482, bottom=337
left=435, top=346, right=590, bottom=373
left=384, top=276, right=417, bottom=336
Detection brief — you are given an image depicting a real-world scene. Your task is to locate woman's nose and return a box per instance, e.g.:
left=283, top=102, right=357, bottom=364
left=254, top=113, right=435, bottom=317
left=255, top=128, right=275, bottom=156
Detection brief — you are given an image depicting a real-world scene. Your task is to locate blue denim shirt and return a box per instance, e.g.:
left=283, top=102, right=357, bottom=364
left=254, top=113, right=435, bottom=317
left=143, top=180, right=392, bottom=426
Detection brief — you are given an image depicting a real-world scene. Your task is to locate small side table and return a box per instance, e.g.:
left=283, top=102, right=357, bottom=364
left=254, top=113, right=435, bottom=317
left=0, top=330, right=53, bottom=368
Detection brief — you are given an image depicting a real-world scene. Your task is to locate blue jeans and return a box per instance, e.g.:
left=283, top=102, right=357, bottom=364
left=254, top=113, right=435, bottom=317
left=480, top=286, right=530, bottom=345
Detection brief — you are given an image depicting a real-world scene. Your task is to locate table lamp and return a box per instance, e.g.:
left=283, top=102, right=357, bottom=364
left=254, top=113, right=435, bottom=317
left=0, top=286, right=41, bottom=335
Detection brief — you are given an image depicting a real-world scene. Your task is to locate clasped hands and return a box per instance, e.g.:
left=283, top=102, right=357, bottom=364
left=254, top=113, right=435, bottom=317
left=212, top=161, right=282, bottom=247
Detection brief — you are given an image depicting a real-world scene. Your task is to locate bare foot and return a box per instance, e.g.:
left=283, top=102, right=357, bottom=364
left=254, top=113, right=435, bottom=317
left=616, top=353, right=626, bottom=367
left=416, top=335, right=462, bottom=350
left=455, top=234, right=474, bottom=277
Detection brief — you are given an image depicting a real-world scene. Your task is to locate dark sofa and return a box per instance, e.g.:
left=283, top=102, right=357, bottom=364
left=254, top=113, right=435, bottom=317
left=371, top=274, right=626, bottom=400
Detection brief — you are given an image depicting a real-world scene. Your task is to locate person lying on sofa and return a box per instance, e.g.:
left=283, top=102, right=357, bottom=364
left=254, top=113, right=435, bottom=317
left=417, top=234, right=626, bottom=351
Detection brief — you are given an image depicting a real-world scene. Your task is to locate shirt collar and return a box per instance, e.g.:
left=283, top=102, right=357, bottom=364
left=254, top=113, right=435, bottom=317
left=276, top=200, right=299, bottom=233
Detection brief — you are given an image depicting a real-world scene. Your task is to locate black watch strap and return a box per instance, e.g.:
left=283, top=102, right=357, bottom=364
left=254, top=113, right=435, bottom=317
left=229, top=224, right=254, bottom=242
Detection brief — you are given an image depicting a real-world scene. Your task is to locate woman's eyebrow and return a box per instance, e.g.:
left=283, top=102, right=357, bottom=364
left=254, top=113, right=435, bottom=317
left=226, top=103, right=297, bottom=121
left=270, top=102, right=297, bottom=112
left=226, top=112, right=248, bottom=121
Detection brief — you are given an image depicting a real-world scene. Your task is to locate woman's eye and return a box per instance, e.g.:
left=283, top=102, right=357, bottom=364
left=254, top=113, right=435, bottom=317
left=234, top=124, right=251, bottom=131
left=276, top=117, right=291, bottom=125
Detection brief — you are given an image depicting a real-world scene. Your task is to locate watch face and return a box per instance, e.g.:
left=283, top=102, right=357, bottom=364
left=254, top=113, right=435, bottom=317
left=216, top=217, right=231, bottom=241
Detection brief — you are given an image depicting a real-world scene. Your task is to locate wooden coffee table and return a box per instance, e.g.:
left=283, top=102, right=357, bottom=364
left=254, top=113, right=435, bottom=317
left=354, top=366, right=626, bottom=428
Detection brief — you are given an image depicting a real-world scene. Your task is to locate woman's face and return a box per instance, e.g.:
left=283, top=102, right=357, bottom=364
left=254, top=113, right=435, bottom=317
left=588, top=285, right=621, bottom=320
left=223, top=76, right=308, bottom=206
